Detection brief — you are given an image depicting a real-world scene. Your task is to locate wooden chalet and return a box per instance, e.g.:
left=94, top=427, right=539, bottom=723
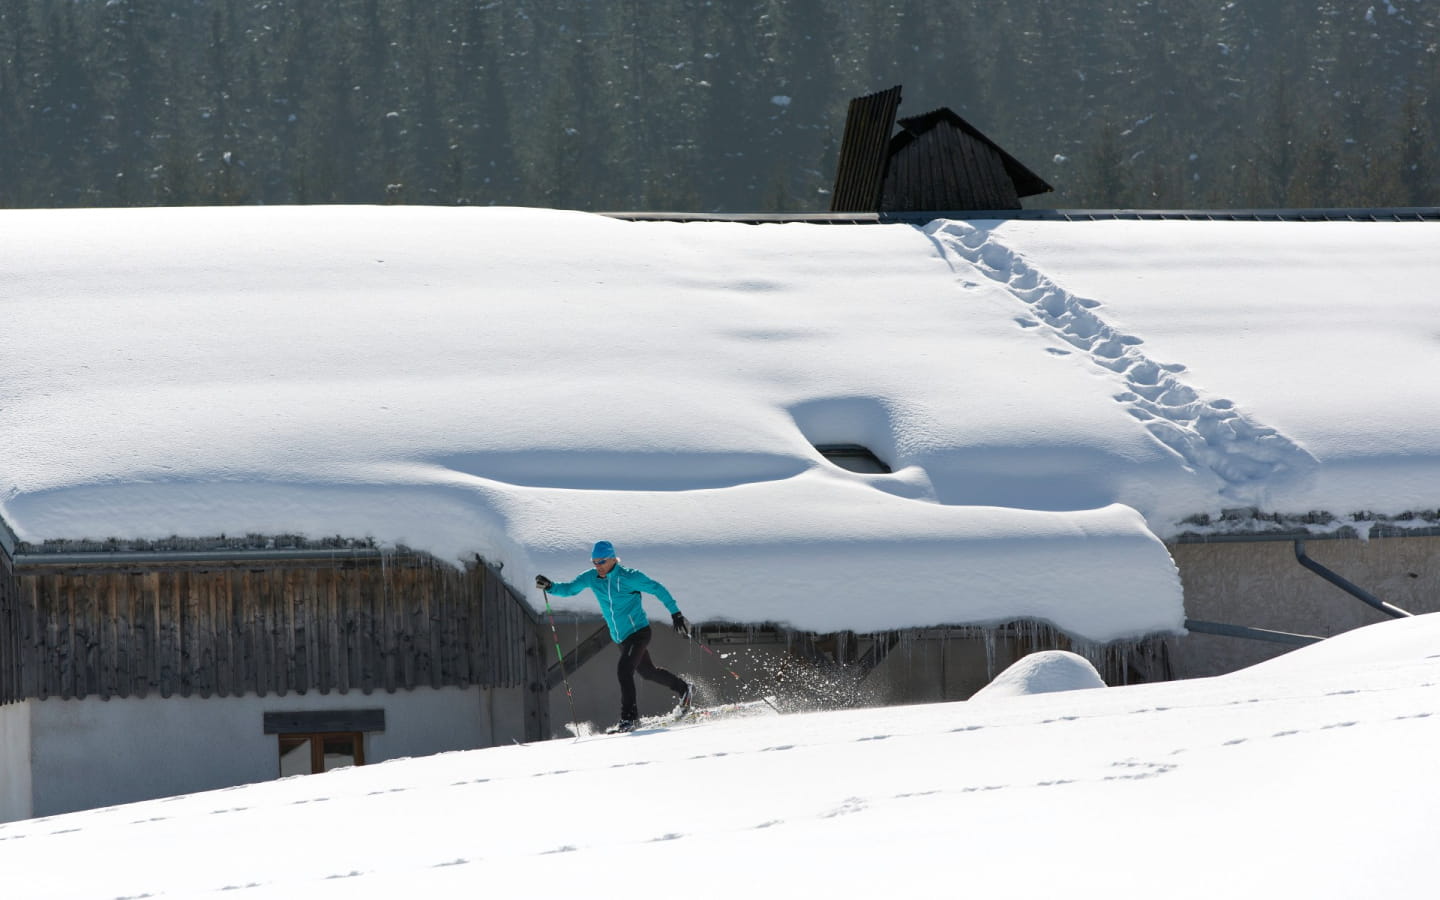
left=0, top=518, right=1174, bottom=821
left=831, top=85, right=1053, bottom=213
left=0, top=531, right=566, bottom=820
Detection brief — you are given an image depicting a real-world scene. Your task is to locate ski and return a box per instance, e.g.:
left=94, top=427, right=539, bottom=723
left=602, top=697, right=776, bottom=735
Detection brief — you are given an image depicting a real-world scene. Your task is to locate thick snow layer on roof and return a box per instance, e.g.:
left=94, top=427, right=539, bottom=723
left=2, top=207, right=1436, bottom=640
left=983, top=218, right=1440, bottom=523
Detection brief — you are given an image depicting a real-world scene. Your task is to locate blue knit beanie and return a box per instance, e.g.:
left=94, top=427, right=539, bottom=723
left=591, top=540, right=616, bottom=560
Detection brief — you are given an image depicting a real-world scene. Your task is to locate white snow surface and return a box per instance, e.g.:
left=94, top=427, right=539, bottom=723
left=967, top=649, right=1106, bottom=701
left=3, top=207, right=1438, bottom=640
left=3, top=614, right=1438, bottom=899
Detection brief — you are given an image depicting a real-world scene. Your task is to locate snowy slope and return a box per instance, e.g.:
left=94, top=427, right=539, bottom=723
left=2, top=614, right=1436, bottom=899
left=3, top=207, right=1438, bottom=640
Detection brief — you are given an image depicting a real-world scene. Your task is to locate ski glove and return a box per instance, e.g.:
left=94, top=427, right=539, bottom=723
left=535, top=574, right=553, bottom=590
left=672, top=612, right=690, bottom=638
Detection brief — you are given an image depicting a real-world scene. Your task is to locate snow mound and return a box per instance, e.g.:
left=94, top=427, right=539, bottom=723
left=1226, top=612, right=1440, bottom=679
left=967, top=650, right=1107, bottom=701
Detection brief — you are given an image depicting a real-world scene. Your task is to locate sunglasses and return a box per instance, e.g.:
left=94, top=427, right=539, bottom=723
left=591, top=558, right=614, bottom=566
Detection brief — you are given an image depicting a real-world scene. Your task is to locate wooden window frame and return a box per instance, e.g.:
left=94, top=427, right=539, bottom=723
left=278, top=731, right=366, bottom=776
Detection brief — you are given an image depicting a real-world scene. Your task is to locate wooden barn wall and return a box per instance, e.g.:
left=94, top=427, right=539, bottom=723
left=1, top=556, right=535, bottom=703
left=881, top=124, right=1020, bottom=212
left=0, top=551, right=19, bottom=706
left=830, top=85, right=903, bottom=212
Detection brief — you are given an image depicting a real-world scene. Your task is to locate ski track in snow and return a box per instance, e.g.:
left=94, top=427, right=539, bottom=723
left=925, top=220, right=1319, bottom=499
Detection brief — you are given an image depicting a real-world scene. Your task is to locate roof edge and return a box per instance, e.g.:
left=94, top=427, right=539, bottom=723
left=599, top=207, right=1440, bottom=224
left=0, top=515, right=16, bottom=565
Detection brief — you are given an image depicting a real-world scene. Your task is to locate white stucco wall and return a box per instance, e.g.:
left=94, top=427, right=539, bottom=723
left=484, top=686, right=530, bottom=745
left=1171, top=535, right=1440, bottom=677
left=24, top=685, right=503, bottom=820
left=0, top=702, right=33, bottom=822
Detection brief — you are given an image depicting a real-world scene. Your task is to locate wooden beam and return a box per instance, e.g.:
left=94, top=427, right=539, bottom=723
left=263, top=708, right=385, bottom=734
left=545, top=626, right=612, bottom=691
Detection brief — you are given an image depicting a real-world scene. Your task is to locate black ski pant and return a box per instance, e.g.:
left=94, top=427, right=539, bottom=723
left=616, top=626, right=687, bottom=721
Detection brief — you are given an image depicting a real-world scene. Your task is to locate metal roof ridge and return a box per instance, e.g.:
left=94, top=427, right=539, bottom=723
left=597, top=207, right=1440, bottom=224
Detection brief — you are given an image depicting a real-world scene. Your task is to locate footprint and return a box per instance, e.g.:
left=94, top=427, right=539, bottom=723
left=1104, top=760, right=1176, bottom=781
left=823, top=797, right=867, bottom=818
left=433, top=859, right=469, bottom=868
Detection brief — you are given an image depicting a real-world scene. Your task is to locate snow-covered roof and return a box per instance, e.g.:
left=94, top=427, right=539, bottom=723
left=3, top=207, right=1437, bottom=641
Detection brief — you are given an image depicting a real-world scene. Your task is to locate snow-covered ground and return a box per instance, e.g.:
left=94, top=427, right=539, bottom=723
left=3, top=207, right=1437, bottom=643
left=3, top=612, right=1435, bottom=899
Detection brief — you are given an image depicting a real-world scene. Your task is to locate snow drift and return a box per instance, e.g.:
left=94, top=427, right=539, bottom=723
left=968, top=649, right=1107, bottom=701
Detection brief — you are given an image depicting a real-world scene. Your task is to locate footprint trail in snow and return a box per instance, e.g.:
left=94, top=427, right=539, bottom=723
left=926, top=220, right=1318, bottom=502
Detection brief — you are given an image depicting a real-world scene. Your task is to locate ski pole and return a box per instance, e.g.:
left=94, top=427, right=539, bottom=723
left=688, top=632, right=781, bottom=714
left=542, top=589, right=581, bottom=738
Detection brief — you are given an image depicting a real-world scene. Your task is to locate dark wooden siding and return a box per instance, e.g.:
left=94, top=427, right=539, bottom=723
left=0, top=550, right=19, bottom=705
left=830, top=85, right=903, bottom=213
left=881, top=119, right=1022, bottom=212
left=0, top=553, right=535, bottom=704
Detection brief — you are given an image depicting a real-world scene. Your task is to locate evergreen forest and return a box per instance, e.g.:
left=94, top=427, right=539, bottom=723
left=1, top=0, right=1435, bottom=211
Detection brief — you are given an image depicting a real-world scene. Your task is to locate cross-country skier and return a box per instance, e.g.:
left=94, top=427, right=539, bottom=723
left=536, top=540, right=693, bottom=732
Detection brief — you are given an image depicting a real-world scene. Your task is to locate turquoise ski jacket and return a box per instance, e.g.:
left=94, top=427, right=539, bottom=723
left=546, top=565, right=680, bottom=644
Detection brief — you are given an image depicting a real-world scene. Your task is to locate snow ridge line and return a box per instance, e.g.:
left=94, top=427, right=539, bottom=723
left=925, top=220, right=1318, bottom=498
